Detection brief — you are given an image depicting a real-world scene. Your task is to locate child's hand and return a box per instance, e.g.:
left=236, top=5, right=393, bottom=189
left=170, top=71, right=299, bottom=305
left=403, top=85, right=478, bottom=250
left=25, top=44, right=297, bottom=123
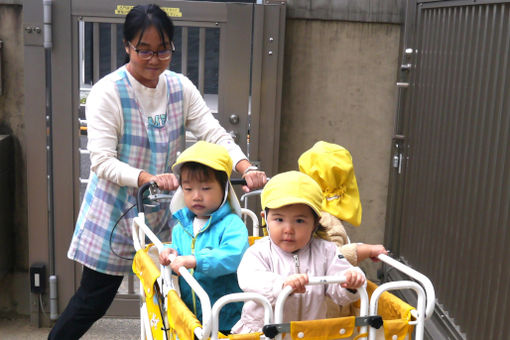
left=170, top=255, right=197, bottom=274
left=356, top=244, right=388, bottom=262
left=368, top=245, right=388, bottom=262
left=159, top=248, right=178, bottom=266
left=341, top=269, right=365, bottom=290
left=283, top=273, right=309, bottom=294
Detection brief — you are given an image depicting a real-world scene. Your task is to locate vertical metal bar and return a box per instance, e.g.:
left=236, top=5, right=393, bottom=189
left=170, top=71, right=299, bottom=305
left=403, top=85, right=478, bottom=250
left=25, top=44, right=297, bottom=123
left=477, top=6, right=505, bottom=338
left=128, top=274, right=134, bottom=294
left=486, top=6, right=510, bottom=337
left=79, top=21, right=85, bottom=87
left=469, top=7, right=492, bottom=336
left=92, top=22, right=100, bottom=83
left=0, top=40, right=3, bottom=96
left=198, top=27, right=206, bottom=95
left=181, top=27, right=188, bottom=76
left=432, top=5, right=453, bottom=303
left=449, top=4, right=473, bottom=322
left=110, top=23, right=117, bottom=72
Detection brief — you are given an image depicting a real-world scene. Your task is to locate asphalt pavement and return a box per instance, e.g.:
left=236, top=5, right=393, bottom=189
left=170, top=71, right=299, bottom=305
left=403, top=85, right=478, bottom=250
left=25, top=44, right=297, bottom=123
left=0, top=316, right=140, bottom=340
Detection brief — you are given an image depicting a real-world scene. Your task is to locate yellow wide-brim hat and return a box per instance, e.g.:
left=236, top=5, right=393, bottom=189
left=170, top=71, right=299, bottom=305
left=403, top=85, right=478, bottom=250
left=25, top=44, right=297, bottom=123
left=298, top=141, right=362, bottom=226
left=170, top=141, right=241, bottom=216
left=172, top=141, right=233, bottom=178
left=261, top=171, right=323, bottom=217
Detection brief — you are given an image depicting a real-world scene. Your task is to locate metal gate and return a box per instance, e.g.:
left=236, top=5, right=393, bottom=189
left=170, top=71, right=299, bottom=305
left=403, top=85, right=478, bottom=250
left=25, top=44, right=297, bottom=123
left=24, top=0, right=285, bottom=320
left=387, top=0, right=510, bottom=338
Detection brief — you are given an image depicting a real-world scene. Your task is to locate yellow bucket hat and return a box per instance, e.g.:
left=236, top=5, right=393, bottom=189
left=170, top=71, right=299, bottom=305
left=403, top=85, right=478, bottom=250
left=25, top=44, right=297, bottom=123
left=261, top=171, right=323, bottom=217
left=170, top=141, right=241, bottom=216
left=298, top=141, right=362, bottom=226
left=172, top=141, right=233, bottom=178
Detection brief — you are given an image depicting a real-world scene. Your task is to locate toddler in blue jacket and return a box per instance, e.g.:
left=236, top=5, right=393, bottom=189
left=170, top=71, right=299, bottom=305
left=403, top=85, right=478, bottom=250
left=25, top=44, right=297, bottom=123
left=159, top=141, right=249, bottom=332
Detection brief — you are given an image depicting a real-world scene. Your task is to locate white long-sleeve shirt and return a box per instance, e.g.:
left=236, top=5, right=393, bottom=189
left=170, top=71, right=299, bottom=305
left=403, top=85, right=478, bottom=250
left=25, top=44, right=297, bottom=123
left=232, top=237, right=364, bottom=333
left=85, top=68, right=246, bottom=187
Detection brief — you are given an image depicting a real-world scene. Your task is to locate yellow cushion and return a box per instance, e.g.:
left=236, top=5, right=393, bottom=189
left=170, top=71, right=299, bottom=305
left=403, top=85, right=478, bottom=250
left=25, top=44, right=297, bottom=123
left=290, top=316, right=356, bottom=340
left=132, top=246, right=160, bottom=298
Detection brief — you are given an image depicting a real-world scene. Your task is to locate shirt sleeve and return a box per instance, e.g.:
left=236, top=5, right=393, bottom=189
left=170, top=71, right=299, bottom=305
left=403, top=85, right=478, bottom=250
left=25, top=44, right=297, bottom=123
left=86, top=77, right=142, bottom=187
left=180, top=75, right=248, bottom=170
left=237, top=242, right=286, bottom=304
left=325, top=245, right=366, bottom=306
left=194, top=215, right=249, bottom=278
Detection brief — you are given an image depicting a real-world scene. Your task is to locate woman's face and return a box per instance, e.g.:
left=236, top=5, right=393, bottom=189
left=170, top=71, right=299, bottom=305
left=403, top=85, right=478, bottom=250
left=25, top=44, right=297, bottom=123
left=265, top=204, right=317, bottom=253
left=125, top=25, right=172, bottom=88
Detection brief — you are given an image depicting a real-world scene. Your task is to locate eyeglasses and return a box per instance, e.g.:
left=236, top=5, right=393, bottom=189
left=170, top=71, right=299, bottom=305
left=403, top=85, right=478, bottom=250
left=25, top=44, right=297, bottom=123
left=128, top=41, right=175, bottom=60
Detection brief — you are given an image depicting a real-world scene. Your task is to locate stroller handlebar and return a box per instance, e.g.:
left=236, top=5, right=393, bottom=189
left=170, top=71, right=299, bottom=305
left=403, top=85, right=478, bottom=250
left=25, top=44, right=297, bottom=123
left=137, top=181, right=156, bottom=214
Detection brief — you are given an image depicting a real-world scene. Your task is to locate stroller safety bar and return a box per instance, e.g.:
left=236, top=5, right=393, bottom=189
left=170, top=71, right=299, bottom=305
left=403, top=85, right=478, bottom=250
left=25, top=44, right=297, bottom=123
left=210, top=293, right=273, bottom=340
left=369, top=280, right=425, bottom=340
left=274, top=275, right=370, bottom=340
left=376, top=254, right=435, bottom=319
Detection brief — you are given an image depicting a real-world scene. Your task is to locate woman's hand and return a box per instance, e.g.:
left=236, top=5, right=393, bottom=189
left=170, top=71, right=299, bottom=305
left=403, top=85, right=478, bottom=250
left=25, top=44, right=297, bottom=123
left=242, top=170, right=267, bottom=192
left=283, top=273, right=309, bottom=294
left=236, top=160, right=268, bottom=192
left=138, top=171, right=179, bottom=191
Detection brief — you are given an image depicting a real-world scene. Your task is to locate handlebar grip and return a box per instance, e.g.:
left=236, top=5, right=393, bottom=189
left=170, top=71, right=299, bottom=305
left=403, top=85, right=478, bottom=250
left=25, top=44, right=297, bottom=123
left=137, top=181, right=156, bottom=213
left=230, top=178, right=247, bottom=186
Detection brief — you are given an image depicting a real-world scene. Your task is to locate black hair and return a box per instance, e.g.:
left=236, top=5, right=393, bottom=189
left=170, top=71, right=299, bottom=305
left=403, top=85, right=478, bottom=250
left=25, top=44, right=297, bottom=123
left=179, top=162, right=228, bottom=193
left=123, top=4, right=174, bottom=63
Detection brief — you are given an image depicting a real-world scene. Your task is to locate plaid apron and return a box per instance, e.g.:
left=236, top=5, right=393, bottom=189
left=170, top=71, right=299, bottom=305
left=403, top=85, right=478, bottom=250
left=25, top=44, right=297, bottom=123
left=68, top=67, right=185, bottom=275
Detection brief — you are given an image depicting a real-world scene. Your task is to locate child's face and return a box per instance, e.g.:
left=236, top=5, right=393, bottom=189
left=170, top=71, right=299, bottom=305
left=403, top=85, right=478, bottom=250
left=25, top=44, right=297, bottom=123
left=181, top=168, right=224, bottom=219
left=266, top=204, right=317, bottom=253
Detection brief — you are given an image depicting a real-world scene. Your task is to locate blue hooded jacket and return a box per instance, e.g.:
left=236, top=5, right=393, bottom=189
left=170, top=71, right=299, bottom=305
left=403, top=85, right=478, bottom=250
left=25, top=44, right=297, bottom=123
left=169, top=201, right=249, bottom=331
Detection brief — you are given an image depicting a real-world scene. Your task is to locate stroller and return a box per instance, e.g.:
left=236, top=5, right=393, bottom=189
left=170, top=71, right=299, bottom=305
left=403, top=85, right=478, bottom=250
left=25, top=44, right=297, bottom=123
left=131, top=182, right=435, bottom=340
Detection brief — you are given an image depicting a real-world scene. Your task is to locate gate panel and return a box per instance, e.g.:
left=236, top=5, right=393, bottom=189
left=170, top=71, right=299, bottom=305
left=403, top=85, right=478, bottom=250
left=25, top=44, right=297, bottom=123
left=392, top=1, right=510, bottom=338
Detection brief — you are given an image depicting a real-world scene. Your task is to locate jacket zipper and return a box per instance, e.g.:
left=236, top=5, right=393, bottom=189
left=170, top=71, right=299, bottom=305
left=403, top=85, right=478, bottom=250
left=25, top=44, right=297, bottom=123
left=191, top=236, right=197, bottom=316
left=183, top=217, right=211, bottom=319
left=293, top=254, right=302, bottom=321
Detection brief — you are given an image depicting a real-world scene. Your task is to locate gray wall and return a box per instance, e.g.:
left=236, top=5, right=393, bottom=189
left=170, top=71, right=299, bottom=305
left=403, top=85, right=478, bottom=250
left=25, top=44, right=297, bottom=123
left=0, top=3, right=30, bottom=316
left=279, top=19, right=401, bottom=277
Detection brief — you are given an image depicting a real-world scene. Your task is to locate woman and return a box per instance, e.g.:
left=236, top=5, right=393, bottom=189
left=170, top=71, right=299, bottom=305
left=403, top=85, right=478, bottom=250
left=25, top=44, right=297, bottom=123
left=48, top=4, right=266, bottom=339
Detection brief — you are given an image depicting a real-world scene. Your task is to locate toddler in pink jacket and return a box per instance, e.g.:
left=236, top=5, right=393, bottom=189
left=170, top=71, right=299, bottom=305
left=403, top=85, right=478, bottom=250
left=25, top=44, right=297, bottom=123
left=231, top=171, right=366, bottom=333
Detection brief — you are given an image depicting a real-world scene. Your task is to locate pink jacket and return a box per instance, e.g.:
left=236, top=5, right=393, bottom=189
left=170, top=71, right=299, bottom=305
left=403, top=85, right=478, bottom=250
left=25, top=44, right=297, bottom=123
left=231, top=237, right=364, bottom=333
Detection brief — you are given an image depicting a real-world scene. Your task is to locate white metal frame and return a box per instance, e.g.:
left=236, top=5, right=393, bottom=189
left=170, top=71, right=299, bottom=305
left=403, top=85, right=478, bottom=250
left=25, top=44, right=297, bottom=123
left=131, top=206, right=268, bottom=340
left=369, top=254, right=436, bottom=340
left=131, top=189, right=435, bottom=340
left=273, top=275, right=369, bottom=340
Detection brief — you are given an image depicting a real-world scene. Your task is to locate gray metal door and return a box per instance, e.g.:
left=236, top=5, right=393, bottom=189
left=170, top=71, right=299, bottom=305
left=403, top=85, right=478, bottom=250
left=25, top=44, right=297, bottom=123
left=387, top=1, right=510, bottom=338
left=24, top=0, right=285, bottom=320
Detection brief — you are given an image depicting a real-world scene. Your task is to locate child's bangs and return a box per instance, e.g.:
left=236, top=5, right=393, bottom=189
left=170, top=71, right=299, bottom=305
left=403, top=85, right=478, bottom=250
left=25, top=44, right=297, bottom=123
left=179, top=162, right=228, bottom=191
left=180, top=162, right=214, bottom=182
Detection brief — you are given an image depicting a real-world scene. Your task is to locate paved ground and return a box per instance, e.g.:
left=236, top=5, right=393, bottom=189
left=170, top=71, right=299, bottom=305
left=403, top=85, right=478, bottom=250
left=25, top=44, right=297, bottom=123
left=0, top=316, right=140, bottom=340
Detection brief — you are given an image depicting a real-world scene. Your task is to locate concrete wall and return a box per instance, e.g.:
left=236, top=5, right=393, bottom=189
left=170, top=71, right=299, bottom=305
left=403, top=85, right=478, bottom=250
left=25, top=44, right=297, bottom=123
left=0, top=4, right=30, bottom=316
left=279, top=19, right=401, bottom=277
